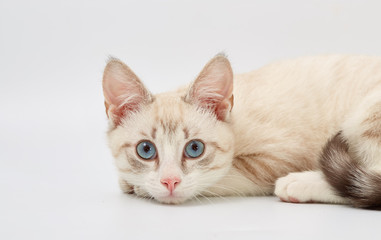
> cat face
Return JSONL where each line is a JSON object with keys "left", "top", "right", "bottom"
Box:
{"left": 103, "top": 55, "right": 235, "bottom": 204}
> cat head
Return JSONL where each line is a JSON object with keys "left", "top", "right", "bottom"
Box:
{"left": 102, "top": 54, "right": 235, "bottom": 204}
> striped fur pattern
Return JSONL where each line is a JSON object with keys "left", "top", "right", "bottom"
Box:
{"left": 103, "top": 54, "right": 381, "bottom": 208}
{"left": 320, "top": 132, "right": 381, "bottom": 209}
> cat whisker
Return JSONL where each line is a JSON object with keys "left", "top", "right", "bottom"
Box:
{"left": 195, "top": 182, "right": 246, "bottom": 198}
{"left": 197, "top": 192, "right": 215, "bottom": 205}
{"left": 191, "top": 194, "right": 203, "bottom": 204}
{"left": 198, "top": 189, "right": 228, "bottom": 202}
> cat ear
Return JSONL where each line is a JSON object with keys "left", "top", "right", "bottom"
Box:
{"left": 185, "top": 54, "right": 234, "bottom": 121}
{"left": 102, "top": 58, "right": 153, "bottom": 125}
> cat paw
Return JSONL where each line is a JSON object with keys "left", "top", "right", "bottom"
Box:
{"left": 274, "top": 172, "right": 319, "bottom": 203}
{"left": 275, "top": 171, "right": 348, "bottom": 204}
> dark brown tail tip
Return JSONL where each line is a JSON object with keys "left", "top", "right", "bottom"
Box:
{"left": 320, "top": 132, "right": 381, "bottom": 210}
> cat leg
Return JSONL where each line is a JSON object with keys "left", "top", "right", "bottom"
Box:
{"left": 276, "top": 89, "right": 381, "bottom": 207}
{"left": 274, "top": 171, "right": 347, "bottom": 204}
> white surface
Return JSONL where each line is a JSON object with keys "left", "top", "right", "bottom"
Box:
{"left": 1, "top": 0, "right": 381, "bottom": 239}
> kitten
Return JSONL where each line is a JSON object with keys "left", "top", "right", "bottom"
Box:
{"left": 102, "top": 54, "right": 381, "bottom": 209}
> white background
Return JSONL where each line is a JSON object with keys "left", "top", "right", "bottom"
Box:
{"left": 1, "top": 0, "right": 381, "bottom": 239}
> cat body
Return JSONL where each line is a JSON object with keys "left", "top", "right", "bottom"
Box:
{"left": 103, "top": 55, "right": 381, "bottom": 208}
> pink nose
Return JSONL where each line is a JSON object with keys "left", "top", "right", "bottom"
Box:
{"left": 160, "top": 177, "right": 181, "bottom": 193}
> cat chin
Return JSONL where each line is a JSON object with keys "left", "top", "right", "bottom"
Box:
{"left": 154, "top": 195, "right": 190, "bottom": 204}
{"left": 151, "top": 189, "right": 198, "bottom": 204}
{"left": 135, "top": 187, "right": 193, "bottom": 204}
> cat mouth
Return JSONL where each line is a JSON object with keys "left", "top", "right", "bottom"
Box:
{"left": 154, "top": 193, "right": 189, "bottom": 204}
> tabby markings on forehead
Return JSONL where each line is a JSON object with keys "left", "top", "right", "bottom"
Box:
{"left": 160, "top": 119, "right": 179, "bottom": 135}
{"left": 140, "top": 131, "right": 149, "bottom": 138}
{"left": 151, "top": 127, "right": 157, "bottom": 139}
{"left": 183, "top": 128, "right": 189, "bottom": 139}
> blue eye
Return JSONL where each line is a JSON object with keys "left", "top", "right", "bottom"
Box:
{"left": 136, "top": 141, "right": 157, "bottom": 160}
{"left": 184, "top": 140, "right": 205, "bottom": 158}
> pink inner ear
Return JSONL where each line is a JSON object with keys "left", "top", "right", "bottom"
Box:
{"left": 102, "top": 59, "right": 151, "bottom": 125}
{"left": 215, "top": 95, "right": 234, "bottom": 121}
{"left": 188, "top": 55, "right": 234, "bottom": 121}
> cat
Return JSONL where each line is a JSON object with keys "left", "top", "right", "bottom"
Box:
{"left": 102, "top": 54, "right": 381, "bottom": 209}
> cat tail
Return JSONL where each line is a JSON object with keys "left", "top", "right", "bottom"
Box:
{"left": 320, "top": 132, "right": 381, "bottom": 209}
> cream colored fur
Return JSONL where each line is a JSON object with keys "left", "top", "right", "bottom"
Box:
{"left": 103, "top": 55, "right": 381, "bottom": 205}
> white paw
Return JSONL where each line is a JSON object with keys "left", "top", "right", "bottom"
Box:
{"left": 275, "top": 172, "right": 316, "bottom": 203}
{"left": 274, "top": 171, "right": 346, "bottom": 204}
